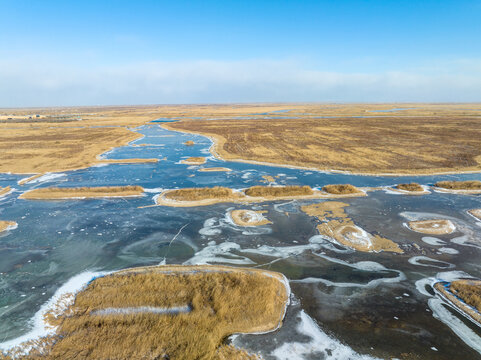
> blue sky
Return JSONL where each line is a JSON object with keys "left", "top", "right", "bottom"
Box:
{"left": 1, "top": 0, "right": 480, "bottom": 106}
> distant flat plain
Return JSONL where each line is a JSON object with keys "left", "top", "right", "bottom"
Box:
{"left": 2, "top": 103, "right": 481, "bottom": 175}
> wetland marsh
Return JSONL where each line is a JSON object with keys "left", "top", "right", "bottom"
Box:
{"left": 0, "top": 104, "right": 481, "bottom": 359}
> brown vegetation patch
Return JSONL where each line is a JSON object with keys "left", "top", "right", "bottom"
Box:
{"left": 230, "top": 210, "right": 271, "bottom": 227}
{"left": 322, "top": 184, "right": 361, "bottom": 195}
{"left": 42, "top": 265, "right": 288, "bottom": 359}
{"left": 407, "top": 219, "right": 456, "bottom": 235}
{"left": 244, "top": 185, "right": 313, "bottom": 197}
{"left": 184, "top": 140, "right": 195, "bottom": 146}
{"left": 434, "top": 279, "right": 481, "bottom": 324}
{"left": 0, "top": 220, "right": 17, "bottom": 233}
{"left": 435, "top": 180, "right": 481, "bottom": 191}
{"left": 0, "top": 186, "right": 11, "bottom": 197}
{"left": 163, "top": 186, "right": 236, "bottom": 202}
{"left": 180, "top": 157, "right": 206, "bottom": 165}
{"left": 396, "top": 183, "right": 424, "bottom": 192}
{"left": 301, "top": 201, "right": 402, "bottom": 253}
{"left": 20, "top": 186, "right": 144, "bottom": 200}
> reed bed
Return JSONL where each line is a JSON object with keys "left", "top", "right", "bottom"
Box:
{"left": 20, "top": 186, "right": 144, "bottom": 200}
{"left": 244, "top": 185, "right": 313, "bottom": 197}
{"left": 41, "top": 266, "right": 287, "bottom": 359}
{"left": 164, "top": 186, "right": 235, "bottom": 201}
{"left": 435, "top": 180, "right": 481, "bottom": 190}
{"left": 450, "top": 280, "right": 481, "bottom": 312}
{"left": 322, "top": 184, "right": 361, "bottom": 195}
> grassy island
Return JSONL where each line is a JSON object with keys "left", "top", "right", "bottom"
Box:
{"left": 156, "top": 185, "right": 365, "bottom": 207}
{"left": 180, "top": 157, "right": 206, "bottom": 165}
{"left": 434, "top": 279, "right": 481, "bottom": 325}
{"left": 20, "top": 186, "right": 145, "bottom": 200}
{"left": 434, "top": 180, "right": 481, "bottom": 194}
{"left": 301, "top": 201, "right": 402, "bottom": 253}
{"left": 407, "top": 219, "right": 456, "bottom": 235}
{"left": 35, "top": 265, "right": 289, "bottom": 359}
{"left": 322, "top": 184, "right": 361, "bottom": 195}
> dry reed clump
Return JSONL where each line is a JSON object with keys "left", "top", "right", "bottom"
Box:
{"left": 0, "top": 221, "right": 17, "bottom": 233}
{"left": 450, "top": 280, "right": 481, "bottom": 313}
{"left": 435, "top": 180, "right": 481, "bottom": 190}
{"left": 322, "top": 184, "right": 360, "bottom": 195}
{"left": 19, "top": 186, "right": 144, "bottom": 200}
{"left": 0, "top": 186, "right": 11, "bottom": 197}
{"left": 164, "top": 186, "right": 235, "bottom": 201}
{"left": 396, "top": 183, "right": 424, "bottom": 192}
{"left": 244, "top": 185, "right": 313, "bottom": 197}
{"left": 41, "top": 265, "right": 287, "bottom": 360}
{"left": 407, "top": 219, "right": 456, "bottom": 235}
{"left": 184, "top": 140, "right": 195, "bottom": 146}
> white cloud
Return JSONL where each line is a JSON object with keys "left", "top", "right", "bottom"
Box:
{"left": 1, "top": 58, "right": 480, "bottom": 107}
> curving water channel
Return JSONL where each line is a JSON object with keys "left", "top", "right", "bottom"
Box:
{"left": 0, "top": 122, "right": 480, "bottom": 359}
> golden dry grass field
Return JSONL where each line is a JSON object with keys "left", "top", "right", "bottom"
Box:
{"left": 2, "top": 103, "right": 481, "bottom": 175}
{"left": 164, "top": 103, "right": 481, "bottom": 175}
{"left": 32, "top": 265, "right": 288, "bottom": 360}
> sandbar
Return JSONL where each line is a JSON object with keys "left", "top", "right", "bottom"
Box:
{"left": 183, "top": 140, "right": 195, "bottom": 146}
{"left": 33, "top": 265, "right": 289, "bottom": 359}
{"left": 229, "top": 209, "right": 271, "bottom": 226}
{"left": 407, "top": 219, "right": 456, "bottom": 235}
{"left": 301, "top": 201, "right": 402, "bottom": 253}
{"left": 19, "top": 186, "right": 144, "bottom": 200}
